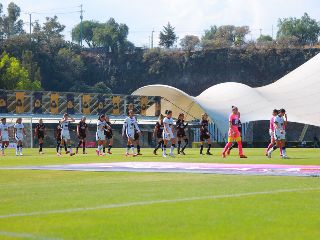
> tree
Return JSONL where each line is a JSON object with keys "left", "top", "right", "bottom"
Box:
{"left": 72, "top": 20, "right": 101, "bottom": 47}
{"left": 257, "top": 34, "right": 273, "bottom": 43}
{"left": 202, "top": 25, "right": 218, "bottom": 41}
{"left": 180, "top": 35, "right": 200, "bottom": 52}
{"left": 277, "top": 13, "right": 320, "bottom": 45}
{"left": 159, "top": 22, "right": 177, "bottom": 48}
{"left": 91, "top": 18, "right": 132, "bottom": 52}
{"left": 0, "top": 2, "right": 24, "bottom": 39}
{"left": 0, "top": 52, "right": 41, "bottom": 90}
{"left": 21, "top": 50, "right": 41, "bottom": 85}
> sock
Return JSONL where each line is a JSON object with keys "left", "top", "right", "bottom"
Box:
{"left": 1, "top": 143, "right": 4, "bottom": 154}
{"left": 68, "top": 146, "right": 72, "bottom": 154}
{"left": 207, "top": 143, "right": 211, "bottom": 153}
{"left": 77, "top": 140, "right": 82, "bottom": 149}
{"left": 223, "top": 142, "right": 233, "bottom": 154}
{"left": 137, "top": 145, "right": 140, "bottom": 154}
{"left": 163, "top": 145, "right": 167, "bottom": 154}
{"left": 83, "top": 141, "right": 86, "bottom": 153}
{"left": 266, "top": 143, "right": 273, "bottom": 153}
{"left": 268, "top": 145, "right": 277, "bottom": 154}
{"left": 282, "top": 147, "right": 286, "bottom": 156}
{"left": 64, "top": 145, "right": 68, "bottom": 152}
{"left": 20, "top": 145, "right": 23, "bottom": 154}
{"left": 200, "top": 145, "right": 204, "bottom": 154}
{"left": 229, "top": 142, "right": 235, "bottom": 151}
{"left": 177, "top": 140, "right": 181, "bottom": 153}
{"left": 39, "top": 143, "right": 43, "bottom": 152}
{"left": 108, "top": 145, "right": 112, "bottom": 152}
{"left": 103, "top": 146, "right": 106, "bottom": 153}
{"left": 56, "top": 144, "right": 60, "bottom": 153}
{"left": 182, "top": 139, "right": 188, "bottom": 151}
{"left": 237, "top": 141, "right": 243, "bottom": 155}
{"left": 97, "top": 145, "right": 102, "bottom": 154}
{"left": 126, "top": 145, "right": 130, "bottom": 154}
{"left": 16, "top": 145, "right": 19, "bottom": 154}
{"left": 170, "top": 144, "right": 175, "bottom": 154}
{"left": 59, "top": 145, "right": 62, "bottom": 154}
{"left": 131, "top": 145, "right": 135, "bottom": 154}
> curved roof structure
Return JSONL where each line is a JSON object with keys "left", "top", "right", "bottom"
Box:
{"left": 132, "top": 53, "right": 320, "bottom": 136}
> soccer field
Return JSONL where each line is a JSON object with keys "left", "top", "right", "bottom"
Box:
{"left": 0, "top": 148, "right": 319, "bottom": 240}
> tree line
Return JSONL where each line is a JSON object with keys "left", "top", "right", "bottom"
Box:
{"left": 0, "top": 2, "right": 320, "bottom": 94}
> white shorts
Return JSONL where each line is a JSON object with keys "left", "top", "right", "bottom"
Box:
{"left": 1, "top": 133, "right": 9, "bottom": 142}
{"left": 163, "top": 130, "right": 174, "bottom": 141}
{"left": 96, "top": 131, "right": 106, "bottom": 141}
{"left": 61, "top": 131, "right": 70, "bottom": 140}
{"left": 126, "top": 130, "right": 135, "bottom": 139}
{"left": 274, "top": 129, "right": 286, "bottom": 140}
{"left": 15, "top": 133, "right": 23, "bottom": 141}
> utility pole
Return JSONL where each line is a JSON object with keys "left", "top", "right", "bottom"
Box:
{"left": 259, "top": 28, "right": 262, "bottom": 36}
{"left": 29, "top": 13, "right": 32, "bottom": 35}
{"left": 272, "top": 25, "right": 274, "bottom": 39}
{"left": 80, "top": 4, "right": 83, "bottom": 46}
{"left": 151, "top": 29, "right": 154, "bottom": 49}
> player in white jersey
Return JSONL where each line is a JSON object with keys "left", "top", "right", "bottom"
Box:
{"left": 58, "top": 113, "right": 75, "bottom": 156}
{"left": 122, "top": 110, "right": 140, "bottom": 156}
{"left": 162, "top": 110, "right": 176, "bottom": 157}
{"left": 13, "top": 118, "right": 26, "bottom": 156}
{"left": 267, "top": 108, "right": 288, "bottom": 159}
{"left": 96, "top": 114, "right": 110, "bottom": 156}
{"left": 0, "top": 118, "right": 10, "bottom": 156}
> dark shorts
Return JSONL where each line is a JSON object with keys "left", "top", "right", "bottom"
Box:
{"left": 156, "top": 131, "right": 163, "bottom": 139}
{"left": 78, "top": 134, "right": 86, "bottom": 140}
{"left": 200, "top": 133, "right": 210, "bottom": 141}
{"left": 177, "top": 130, "right": 186, "bottom": 138}
{"left": 37, "top": 133, "right": 44, "bottom": 139}
{"left": 105, "top": 132, "right": 113, "bottom": 140}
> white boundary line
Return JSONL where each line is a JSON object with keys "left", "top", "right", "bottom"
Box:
{"left": 0, "top": 230, "right": 63, "bottom": 240}
{"left": 0, "top": 187, "right": 319, "bottom": 220}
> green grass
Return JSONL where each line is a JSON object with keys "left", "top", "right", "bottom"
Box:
{"left": 0, "top": 148, "right": 319, "bottom": 240}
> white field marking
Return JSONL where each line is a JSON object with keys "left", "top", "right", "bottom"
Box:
{"left": 0, "top": 187, "right": 319, "bottom": 220}
{"left": 0, "top": 230, "right": 63, "bottom": 240}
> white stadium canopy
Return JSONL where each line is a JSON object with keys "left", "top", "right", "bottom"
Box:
{"left": 132, "top": 53, "right": 320, "bottom": 136}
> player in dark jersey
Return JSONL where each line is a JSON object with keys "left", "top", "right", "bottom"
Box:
{"left": 176, "top": 113, "right": 189, "bottom": 155}
{"left": 76, "top": 117, "right": 88, "bottom": 154}
{"left": 153, "top": 114, "right": 164, "bottom": 155}
{"left": 200, "top": 113, "right": 212, "bottom": 155}
{"left": 103, "top": 115, "right": 113, "bottom": 154}
{"left": 55, "top": 121, "right": 68, "bottom": 154}
{"left": 227, "top": 110, "right": 242, "bottom": 155}
{"left": 35, "top": 119, "right": 46, "bottom": 154}
{"left": 133, "top": 116, "right": 142, "bottom": 155}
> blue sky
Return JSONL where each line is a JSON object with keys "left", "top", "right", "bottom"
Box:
{"left": 2, "top": 0, "right": 320, "bottom": 47}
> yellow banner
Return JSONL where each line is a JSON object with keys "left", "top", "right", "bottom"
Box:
{"left": 82, "top": 94, "right": 91, "bottom": 115}
{"left": 15, "top": 92, "right": 25, "bottom": 113}
{"left": 50, "top": 93, "right": 59, "bottom": 114}
{"left": 140, "top": 96, "right": 148, "bottom": 116}
{"left": 112, "top": 96, "right": 120, "bottom": 115}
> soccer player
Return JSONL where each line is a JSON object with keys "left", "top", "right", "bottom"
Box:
{"left": 133, "top": 116, "right": 142, "bottom": 155}
{"left": 122, "top": 110, "right": 140, "bottom": 156}
{"left": 267, "top": 108, "right": 288, "bottom": 159}
{"left": 0, "top": 118, "right": 10, "bottom": 156}
{"left": 76, "top": 117, "right": 88, "bottom": 154}
{"left": 265, "top": 109, "right": 279, "bottom": 156}
{"left": 96, "top": 114, "right": 108, "bottom": 156}
{"left": 222, "top": 106, "right": 247, "bottom": 158}
{"left": 35, "top": 119, "right": 46, "bottom": 154}
{"left": 58, "top": 113, "right": 75, "bottom": 156}
{"left": 226, "top": 111, "right": 242, "bottom": 155}
{"left": 55, "top": 121, "right": 68, "bottom": 155}
{"left": 153, "top": 114, "right": 164, "bottom": 155}
{"left": 162, "top": 110, "right": 176, "bottom": 158}
{"left": 14, "top": 118, "right": 26, "bottom": 156}
{"left": 176, "top": 113, "right": 189, "bottom": 155}
{"left": 103, "top": 115, "right": 113, "bottom": 155}
{"left": 200, "top": 113, "right": 212, "bottom": 155}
